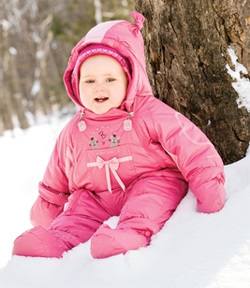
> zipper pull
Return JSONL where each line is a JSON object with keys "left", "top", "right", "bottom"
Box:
{"left": 78, "top": 110, "right": 86, "bottom": 132}
{"left": 123, "top": 112, "right": 134, "bottom": 131}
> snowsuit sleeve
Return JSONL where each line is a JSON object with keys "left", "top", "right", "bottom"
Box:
{"left": 30, "top": 122, "right": 72, "bottom": 228}
{"left": 147, "top": 98, "right": 226, "bottom": 213}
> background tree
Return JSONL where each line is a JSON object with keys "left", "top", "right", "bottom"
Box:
{"left": 0, "top": 0, "right": 134, "bottom": 135}
{"left": 134, "top": 0, "right": 250, "bottom": 164}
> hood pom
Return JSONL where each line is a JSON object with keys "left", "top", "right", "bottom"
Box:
{"left": 130, "top": 11, "right": 145, "bottom": 35}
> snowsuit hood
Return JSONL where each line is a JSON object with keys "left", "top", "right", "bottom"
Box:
{"left": 64, "top": 11, "right": 152, "bottom": 112}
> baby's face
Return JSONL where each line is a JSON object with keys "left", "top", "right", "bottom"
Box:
{"left": 79, "top": 55, "right": 128, "bottom": 114}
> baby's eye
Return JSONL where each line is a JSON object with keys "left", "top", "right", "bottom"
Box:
{"left": 106, "top": 78, "right": 116, "bottom": 82}
{"left": 85, "top": 79, "right": 95, "bottom": 83}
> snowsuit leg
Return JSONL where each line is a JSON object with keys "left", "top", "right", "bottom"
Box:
{"left": 91, "top": 175, "right": 188, "bottom": 258}
{"left": 13, "top": 189, "right": 111, "bottom": 257}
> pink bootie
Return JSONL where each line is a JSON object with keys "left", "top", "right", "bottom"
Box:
{"left": 12, "top": 226, "right": 66, "bottom": 258}
{"left": 91, "top": 224, "right": 150, "bottom": 259}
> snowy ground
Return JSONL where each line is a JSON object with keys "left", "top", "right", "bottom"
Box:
{"left": 0, "top": 113, "right": 249, "bottom": 288}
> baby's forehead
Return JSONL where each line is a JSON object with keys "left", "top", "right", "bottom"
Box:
{"left": 80, "top": 54, "right": 122, "bottom": 65}
{"left": 79, "top": 55, "right": 126, "bottom": 75}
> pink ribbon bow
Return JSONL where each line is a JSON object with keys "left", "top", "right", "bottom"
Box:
{"left": 87, "top": 155, "right": 132, "bottom": 193}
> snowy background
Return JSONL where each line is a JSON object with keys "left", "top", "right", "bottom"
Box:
{"left": 0, "top": 46, "right": 249, "bottom": 287}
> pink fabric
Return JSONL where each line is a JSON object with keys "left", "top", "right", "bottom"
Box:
{"left": 30, "top": 196, "right": 64, "bottom": 228}
{"left": 12, "top": 226, "right": 66, "bottom": 258}
{"left": 14, "top": 176, "right": 187, "bottom": 258}
{"left": 87, "top": 155, "right": 133, "bottom": 192}
{"left": 76, "top": 44, "right": 131, "bottom": 71}
{"left": 13, "top": 12, "right": 226, "bottom": 259}
{"left": 91, "top": 224, "right": 149, "bottom": 259}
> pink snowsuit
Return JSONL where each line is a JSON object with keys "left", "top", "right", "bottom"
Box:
{"left": 12, "top": 12, "right": 226, "bottom": 259}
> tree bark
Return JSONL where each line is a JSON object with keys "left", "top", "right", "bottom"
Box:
{"left": 0, "top": 16, "right": 15, "bottom": 132}
{"left": 134, "top": 0, "right": 250, "bottom": 164}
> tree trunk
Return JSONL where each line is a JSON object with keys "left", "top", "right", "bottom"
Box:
{"left": 0, "top": 16, "right": 15, "bottom": 132}
{"left": 134, "top": 0, "right": 250, "bottom": 164}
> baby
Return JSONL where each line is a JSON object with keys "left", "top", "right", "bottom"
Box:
{"left": 12, "top": 12, "right": 226, "bottom": 259}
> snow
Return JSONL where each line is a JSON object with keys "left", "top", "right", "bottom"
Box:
{"left": 30, "top": 79, "right": 41, "bottom": 96}
{"left": 9, "top": 47, "right": 17, "bottom": 55}
{"left": 226, "top": 46, "right": 250, "bottom": 112}
{"left": 31, "top": 69, "right": 41, "bottom": 96}
{"left": 1, "top": 19, "right": 11, "bottom": 31}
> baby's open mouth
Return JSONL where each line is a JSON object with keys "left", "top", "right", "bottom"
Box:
{"left": 95, "top": 97, "right": 109, "bottom": 102}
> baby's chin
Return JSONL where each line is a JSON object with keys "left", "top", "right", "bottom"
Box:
{"left": 92, "top": 105, "right": 122, "bottom": 115}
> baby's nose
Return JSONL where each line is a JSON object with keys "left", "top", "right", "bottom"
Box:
{"left": 95, "top": 83, "right": 105, "bottom": 91}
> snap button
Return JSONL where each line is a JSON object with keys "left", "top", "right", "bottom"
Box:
{"left": 145, "top": 231, "right": 151, "bottom": 237}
